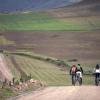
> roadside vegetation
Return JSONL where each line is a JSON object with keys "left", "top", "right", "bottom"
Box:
{"left": 0, "top": 86, "right": 15, "bottom": 100}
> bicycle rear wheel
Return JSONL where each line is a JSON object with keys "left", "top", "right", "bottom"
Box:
{"left": 79, "top": 78, "right": 82, "bottom": 85}
{"left": 72, "top": 75, "right": 76, "bottom": 86}
{"left": 95, "top": 78, "right": 99, "bottom": 86}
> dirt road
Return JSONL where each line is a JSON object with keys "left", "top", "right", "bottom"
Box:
{"left": 0, "top": 53, "right": 13, "bottom": 81}
{"left": 9, "top": 86, "right": 100, "bottom": 100}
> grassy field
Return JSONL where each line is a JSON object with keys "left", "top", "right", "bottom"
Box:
{"left": 5, "top": 53, "right": 70, "bottom": 86}
{"left": 3, "top": 52, "right": 95, "bottom": 86}
{"left": 60, "top": 16, "right": 100, "bottom": 31}
{"left": 0, "top": 12, "right": 93, "bottom": 31}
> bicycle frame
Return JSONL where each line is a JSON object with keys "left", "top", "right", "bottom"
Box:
{"left": 72, "top": 71, "right": 82, "bottom": 86}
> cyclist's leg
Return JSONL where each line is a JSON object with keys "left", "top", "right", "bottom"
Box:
{"left": 72, "top": 73, "right": 76, "bottom": 85}
{"left": 79, "top": 76, "right": 82, "bottom": 85}
{"left": 79, "top": 77, "right": 82, "bottom": 85}
{"left": 95, "top": 73, "right": 97, "bottom": 85}
{"left": 97, "top": 73, "right": 99, "bottom": 78}
{"left": 95, "top": 73, "right": 99, "bottom": 85}
{"left": 72, "top": 74, "right": 74, "bottom": 85}
{"left": 98, "top": 73, "right": 100, "bottom": 78}
{"left": 76, "top": 71, "right": 82, "bottom": 85}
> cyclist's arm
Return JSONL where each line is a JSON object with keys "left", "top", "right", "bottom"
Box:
{"left": 81, "top": 67, "right": 83, "bottom": 74}
{"left": 70, "top": 67, "right": 72, "bottom": 75}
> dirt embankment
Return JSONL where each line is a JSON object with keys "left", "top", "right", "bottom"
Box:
{"left": 0, "top": 54, "right": 13, "bottom": 81}
{"left": 9, "top": 86, "right": 100, "bottom": 100}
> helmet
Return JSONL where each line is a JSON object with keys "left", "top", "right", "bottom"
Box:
{"left": 96, "top": 64, "right": 99, "bottom": 69}
{"left": 72, "top": 65, "right": 76, "bottom": 67}
{"left": 77, "top": 64, "right": 81, "bottom": 69}
{"left": 78, "top": 64, "right": 81, "bottom": 66}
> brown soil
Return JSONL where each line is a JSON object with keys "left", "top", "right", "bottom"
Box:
{"left": 1, "top": 31, "right": 100, "bottom": 62}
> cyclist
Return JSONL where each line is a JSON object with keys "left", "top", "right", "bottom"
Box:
{"left": 70, "top": 65, "right": 77, "bottom": 85}
{"left": 76, "top": 64, "right": 83, "bottom": 85}
{"left": 93, "top": 64, "right": 100, "bottom": 85}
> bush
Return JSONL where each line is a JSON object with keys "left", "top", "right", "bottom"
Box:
{"left": 15, "top": 80, "right": 19, "bottom": 85}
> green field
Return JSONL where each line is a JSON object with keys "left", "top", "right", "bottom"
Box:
{"left": 0, "top": 12, "right": 93, "bottom": 31}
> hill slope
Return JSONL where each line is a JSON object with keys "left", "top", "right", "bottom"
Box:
{"left": 0, "top": 0, "right": 81, "bottom": 13}
{"left": 49, "top": 0, "right": 100, "bottom": 17}
{"left": 1, "top": 31, "right": 100, "bottom": 63}
{"left": 0, "top": 53, "right": 13, "bottom": 81}
{"left": 1, "top": 53, "right": 69, "bottom": 86}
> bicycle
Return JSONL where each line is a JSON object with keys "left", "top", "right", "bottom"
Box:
{"left": 72, "top": 71, "right": 82, "bottom": 86}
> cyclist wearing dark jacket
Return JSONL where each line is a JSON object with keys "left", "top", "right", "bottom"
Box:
{"left": 94, "top": 64, "right": 100, "bottom": 79}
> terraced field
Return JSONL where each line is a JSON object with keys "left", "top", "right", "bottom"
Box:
{"left": 3, "top": 52, "right": 94, "bottom": 86}
{"left": 5, "top": 54, "right": 70, "bottom": 86}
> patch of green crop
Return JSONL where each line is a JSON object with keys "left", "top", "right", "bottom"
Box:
{"left": 0, "top": 12, "right": 84, "bottom": 31}
{"left": 0, "top": 87, "right": 15, "bottom": 99}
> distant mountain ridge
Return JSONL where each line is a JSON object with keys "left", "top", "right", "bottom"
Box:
{"left": 50, "top": 0, "right": 100, "bottom": 17}
{"left": 0, "top": 0, "right": 81, "bottom": 13}
{"left": 80, "top": 0, "right": 100, "bottom": 12}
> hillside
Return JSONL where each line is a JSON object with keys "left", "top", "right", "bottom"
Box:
{"left": 1, "top": 31, "right": 100, "bottom": 63}
{"left": 0, "top": 0, "right": 100, "bottom": 31}
{"left": 0, "top": 0, "right": 99, "bottom": 81}
{"left": 0, "top": 0, "right": 100, "bottom": 63}
{"left": 0, "top": 53, "right": 70, "bottom": 86}
{"left": 0, "top": 0, "right": 81, "bottom": 13}
{"left": 47, "top": 0, "right": 100, "bottom": 17}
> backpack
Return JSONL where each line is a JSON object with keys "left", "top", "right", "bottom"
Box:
{"left": 71, "top": 67, "right": 76, "bottom": 73}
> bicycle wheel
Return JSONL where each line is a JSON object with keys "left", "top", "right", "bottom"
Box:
{"left": 95, "top": 78, "right": 99, "bottom": 86}
{"left": 72, "top": 75, "right": 76, "bottom": 86}
{"left": 79, "top": 78, "right": 82, "bottom": 86}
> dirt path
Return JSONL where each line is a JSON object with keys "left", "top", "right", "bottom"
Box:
{"left": 9, "top": 86, "right": 100, "bottom": 100}
{"left": 0, "top": 53, "right": 13, "bottom": 81}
